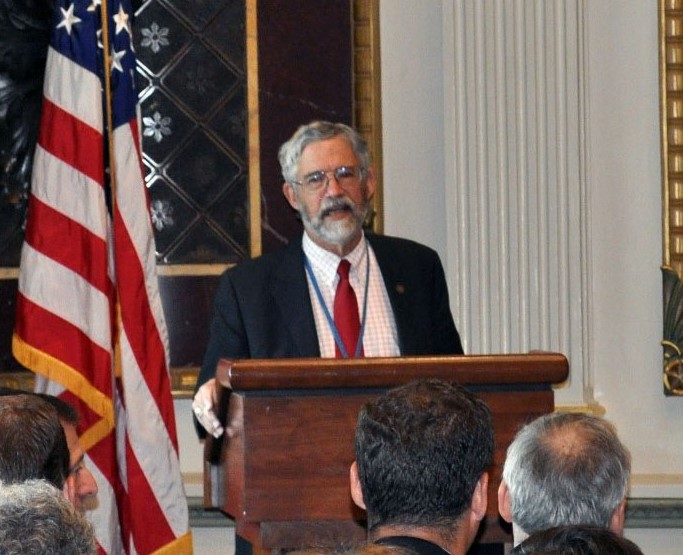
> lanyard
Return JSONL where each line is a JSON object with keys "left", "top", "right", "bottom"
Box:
{"left": 304, "top": 247, "right": 370, "bottom": 358}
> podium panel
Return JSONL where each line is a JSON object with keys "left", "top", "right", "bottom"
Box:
{"left": 204, "top": 354, "right": 569, "bottom": 553}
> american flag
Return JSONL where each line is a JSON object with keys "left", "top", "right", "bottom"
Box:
{"left": 12, "top": 1, "right": 191, "bottom": 553}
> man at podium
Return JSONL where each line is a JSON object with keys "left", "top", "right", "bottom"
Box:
{"left": 193, "top": 121, "right": 464, "bottom": 438}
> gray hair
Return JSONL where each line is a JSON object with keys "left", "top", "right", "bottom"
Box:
{"left": 0, "top": 479, "right": 96, "bottom": 554}
{"left": 502, "top": 412, "right": 631, "bottom": 534}
{"left": 278, "top": 121, "right": 371, "bottom": 183}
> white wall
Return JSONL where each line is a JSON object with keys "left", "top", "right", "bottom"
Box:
{"left": 380, "top": 1, "right": 448, "bottom": 259}
{"left": 380, "top": 0, "right": 683, "bottom": 481}
{"left": 584, "top": 3, "right": 683, "bottom": 545}
{"left": 378, "top": 0, "right": 683, "bottom": 553}
{"left": 584, "top": 0, "right": 682, "bottom": 476}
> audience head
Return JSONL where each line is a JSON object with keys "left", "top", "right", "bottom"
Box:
{"left": 0, "top": 394, "right": 70, "bottom": 490}
{"left": 289, "top": 543, "right": 414, "bottom": 555}
{"left": 351, "top": 379, "right": 494, "bottom": 553}
{"left": 279, "top": 121, "right": 376, "bottom": 255}
{"left": 0, "top": 479, "right": 96, "bottom": 555}
{"left": 510, "top": 525, "right": 643, "bottom": 555}
{"left": 499, "top": 412, "right": 631, "bottom": 542}
{"left": 37, "top": 394, "right": 99, "bottom": 512}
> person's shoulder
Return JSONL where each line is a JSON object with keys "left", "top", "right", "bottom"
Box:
{"left": 219, "top": 238, "right": 303, "bottom": 282}
{"left": 367, "top": 233, "right": 440, "bottom": 258}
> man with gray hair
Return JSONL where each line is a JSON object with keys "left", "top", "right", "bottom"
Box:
{"left": 194, "top": 121, "right": 463, "bottom": 438}
{"left": 193, "top": 120, "right": 467, "bottom": 555}
{"left": 498, "top": 412, "right": 631, "bottom": 545}
{"left": 0, "top": 479, "right": 96, "bottom": 555}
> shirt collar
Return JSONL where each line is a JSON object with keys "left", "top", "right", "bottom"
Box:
{"left": 302, "top": 232, "right": 367, "bottom": 285}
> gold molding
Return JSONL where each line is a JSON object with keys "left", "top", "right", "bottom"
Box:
{"left": 157, "top": 264, "right": 231, "bottom": 276}
{"left": 0, "top": 268, "right": 19, "bottom": 280}
{"left": 246, "top": 0, "right": 262, "bottom": 258}
{"left": 554, "top": 403, "right": 606, "bottom": 417}
{"left": 660, "top": 0, "right": 683, "bottom": 395}
{"left": 353, "top": 0, "right": 383, "bottom": 233}
{"left": 170, "top": 367, "right": 201, "bottom": 399}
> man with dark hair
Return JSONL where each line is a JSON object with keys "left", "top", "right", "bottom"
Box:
{"left": 498, "top": 413, "right": 631, "bottom": 545}
{"left": 0, "top": 394, "right": 70, "bottom": 492}
{"left": 37, "top": 394, "right": 99, "bottom": 512}
{"left": 349, "top": 379, "right": 495, "bottom": 555}
{"left": 510, "top": 525, "right": 643, "bottom": 555}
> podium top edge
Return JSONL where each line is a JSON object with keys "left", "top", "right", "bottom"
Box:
{"left": 215, "top": 353, "right": 569, "bottom": 391}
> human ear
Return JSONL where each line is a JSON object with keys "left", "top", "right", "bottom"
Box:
{"left": 282, "top": 182, "right": 299, "bottom": 210}
{"left": 63, "top": 474, "right": 77, "bottom": 507}
{"left": 364, "top": 167, "right": 376, "bottom": 200}
{"left": 609, "top": 498, "right": 627, "bottom": 535}
{"left": 471, "top": 472, "right": 489, "bottom": 522}
{"left": 349, "top": 461, "right": 366, "bottom": 510}
{"left": 498, "top": 480, "right": 513, "bottom": 523}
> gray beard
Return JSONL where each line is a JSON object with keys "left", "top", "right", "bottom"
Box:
{"left": 299, "top": 197, "right": 369, "bottom": 247}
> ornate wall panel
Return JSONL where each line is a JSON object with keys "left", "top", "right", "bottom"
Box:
{"left": 136, "top": 0, "right": 249, "bottom": 265}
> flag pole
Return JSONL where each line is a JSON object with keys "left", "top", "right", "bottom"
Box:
{"left": 100, "top": 0, "right": 116, "bottom": 197}
{"left": 98, "top": 0, "right": 124, "bottom": 378}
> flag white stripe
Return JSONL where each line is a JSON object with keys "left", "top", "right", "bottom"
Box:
{"left": 43, "top": 47, "right": 103, "bottom": 132}
{"left": 18, "top": 243, "right": 112, "bottom": 351}
{"left": 113, "top": 124, "right": 170, "bottom": 359}
{"left": 31, "top": 147, "right": 108, "bottom": 240}
{"left": 119, "top": 329, "right": 188, "bottom": 534}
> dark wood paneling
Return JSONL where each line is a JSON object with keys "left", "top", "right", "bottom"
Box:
{"left": 206, "top": 355, "right": 568, "bottom": 551}
{"left": 158, "top": 275, "right": 220, "bottom": 368}
{"left": 257, "top": 0, "right": 353, "bottom": 252}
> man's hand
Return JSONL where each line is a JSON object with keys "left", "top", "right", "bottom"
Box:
{"left": 192, "top": 378, "right": 224, "bottom": 438}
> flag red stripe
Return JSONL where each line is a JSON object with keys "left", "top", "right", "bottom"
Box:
{"left": 114, "top": 213, "right": 178, "bottom": 446}
{"left": 24, "top": 196, "right": 111, "bottom": 294}
{"left": 15, "top": 294, "right": 112, "bottom": 393}
{"left": 38, "top": 97, "right": 104, "bottom": 184}
{"left": 124, "top": 437, "right": 175, "bottom": 553}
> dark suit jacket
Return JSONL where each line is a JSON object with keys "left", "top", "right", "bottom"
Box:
{"left": 197, "top": 233, "right": 463, "bottom": 392}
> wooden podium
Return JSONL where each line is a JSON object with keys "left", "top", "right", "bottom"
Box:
{"left": 204, "top": 353, "right": 569, "bottom": 554}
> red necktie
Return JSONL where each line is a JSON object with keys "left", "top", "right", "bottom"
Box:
{"left": 334, "top": 259, "right": 363, "bottom": 358}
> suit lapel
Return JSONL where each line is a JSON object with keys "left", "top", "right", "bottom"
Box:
{"left": 271, "top": 238, "right": 321, "bottom": 357}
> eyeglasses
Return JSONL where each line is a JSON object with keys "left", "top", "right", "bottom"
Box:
{"left": 291, "top": 166, "right": 366, "bottom": 193}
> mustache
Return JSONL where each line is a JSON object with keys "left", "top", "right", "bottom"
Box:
{"left": 319, "top": 197, "right": 355, "bottom": 218}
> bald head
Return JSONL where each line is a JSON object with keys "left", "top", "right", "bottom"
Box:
{"left": 500, "top": 413, "right": 631, "bottom": 539}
